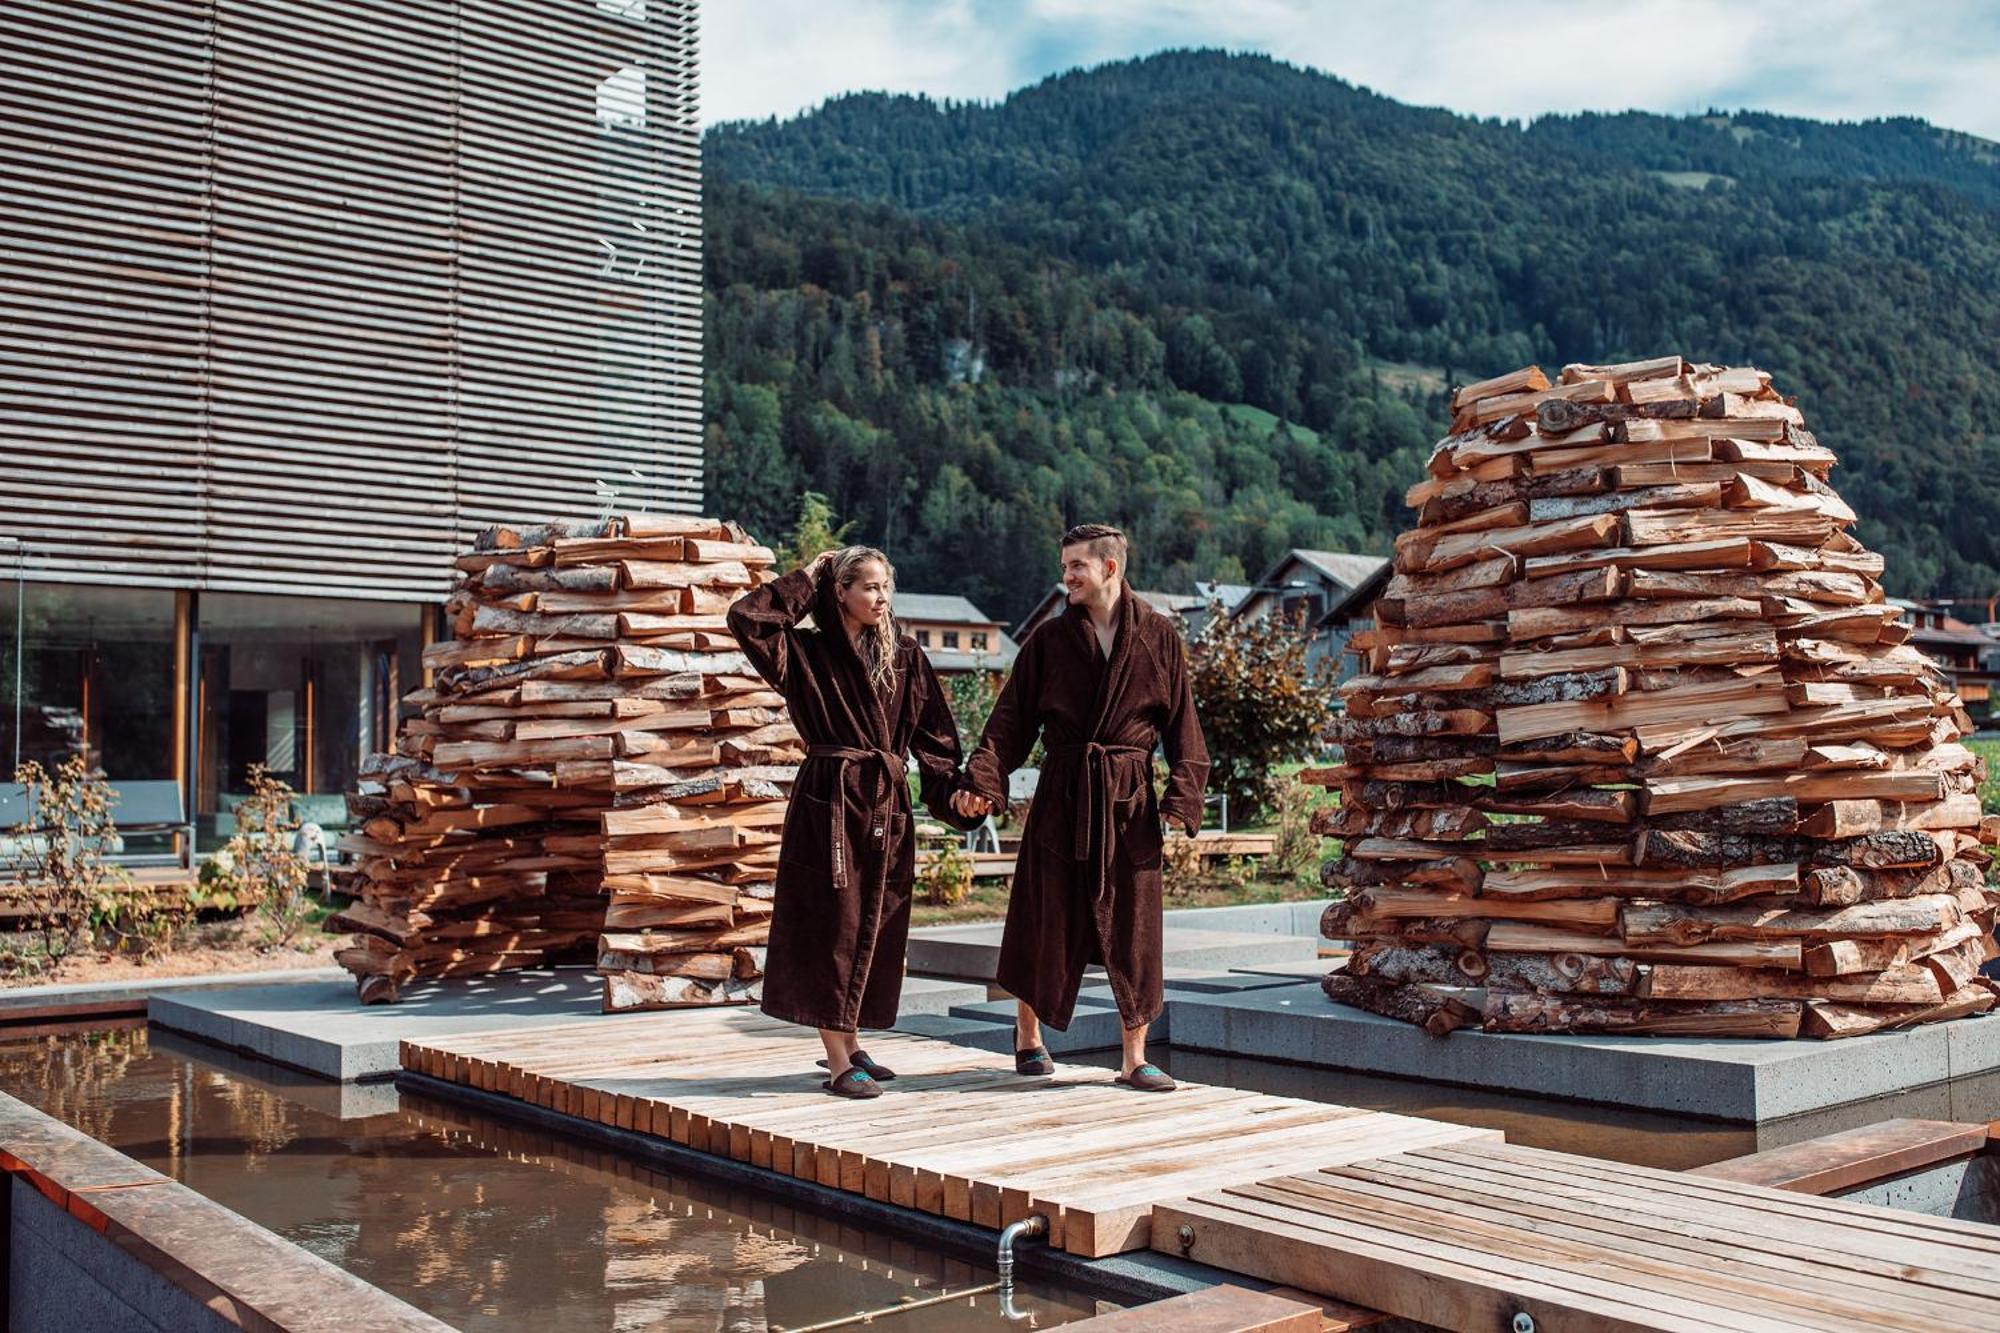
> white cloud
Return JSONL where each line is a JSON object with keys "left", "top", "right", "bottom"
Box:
{"left": 698, "top": 0, "right": 1020, "bottom": 125}
{"left": 697, "top": 0, "right": 2000, "bottom": 139}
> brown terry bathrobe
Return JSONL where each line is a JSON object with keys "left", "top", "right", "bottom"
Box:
{"left": 728, "top": 567, "right": 975, "bottom": 1032}
{"left": 963, "top": 587, "right": 1210, "bottom": 1031}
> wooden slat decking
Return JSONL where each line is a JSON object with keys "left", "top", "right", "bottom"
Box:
{"left": 398, "top": 1007, "right": 1497, "bottom": 1256}
{"left": 1155, "top": 1139, "right": 2000, "bottom": 1331}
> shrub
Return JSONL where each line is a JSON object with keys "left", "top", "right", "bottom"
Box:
{"left": 209, "top": 766, "right": 313, "bottom": 947}
{"left": 1187, "top": 602, "right": 1338, "bottom": 821}
{"left": 6, "top": 754, "right": 136, "bottom": 971}
{"left": 916, "top": 838, "right": 973, "bottom": 907}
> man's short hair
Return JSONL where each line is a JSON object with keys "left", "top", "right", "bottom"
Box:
{"left": 1061, "top": 522, "right": 1129, "bottom": 572}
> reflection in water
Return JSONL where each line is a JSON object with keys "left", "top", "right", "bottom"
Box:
{"left": 0, "top": 1027, "right": 1112, "bottom": 1332}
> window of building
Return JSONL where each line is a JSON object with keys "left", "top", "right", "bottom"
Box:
{"left": 942, "top": 631, "right": 960, "bottom": 650}
{"left": 1280, "top": 593, "right": 1324, "bottom": 626}
{"left": 914, "top": 629, "right": 930, "bottom": 647}
{"left": 194, "top": 593, "right": 424, "bottom": 850}
{"left": 0, "top": 582, "right": 179, "bottom": 858}
{"left": 971, "top": 632, "right": 989, "bottom": 652}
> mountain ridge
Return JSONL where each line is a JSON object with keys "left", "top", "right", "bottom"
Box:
{"left": 702, "top": 49, "right": 2000, "bottom": 619}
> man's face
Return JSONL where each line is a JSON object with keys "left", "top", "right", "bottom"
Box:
{"left": 1061, "top": 544, "right": 1116, "bottom": 602}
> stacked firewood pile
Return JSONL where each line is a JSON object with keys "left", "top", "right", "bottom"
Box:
{"left": 1315, "top": 356, "right": 2000, "bottom": 1039}
{"left": 331, "top": 517, "right": 798, "bottom": 1009}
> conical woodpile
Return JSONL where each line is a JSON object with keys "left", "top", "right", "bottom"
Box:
{"left": 1316, "top": 356, "right": 2000, "bottom": 1039}
{"left": 331, "top": 516, "right": 799, "bottom": 1010}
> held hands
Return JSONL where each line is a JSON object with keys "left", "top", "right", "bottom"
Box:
{"left": 947, "top": 783, "right": 1191, "bottom": 830}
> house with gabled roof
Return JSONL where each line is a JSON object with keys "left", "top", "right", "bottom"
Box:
{"left": 1233, "top": 549, "right": 1390, "bottom": 669}
{"left": 896, "top": 592, "right": 1019, "bottom": 674}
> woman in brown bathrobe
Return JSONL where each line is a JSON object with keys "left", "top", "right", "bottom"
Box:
{"left": 727, "top": 546, "right": 976, "bottom": 1098}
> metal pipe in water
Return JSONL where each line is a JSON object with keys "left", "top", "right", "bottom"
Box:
{"left": 996, "top": 1213, "right": 1049, "bottom": 1294}
{"left": 771, "top": 1282, "right": 1002, "bottom": 1333}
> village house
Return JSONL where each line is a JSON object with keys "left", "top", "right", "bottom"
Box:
{"left": 1232, "top": 549, "right": 1390, "bottom": 670}
{"left": 1894, "top": 599, "right": 2000, "bottom": 719}
{"left": 895, "top": 593, "right": 1019, "bottom": 674}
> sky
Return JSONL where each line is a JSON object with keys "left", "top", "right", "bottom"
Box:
{"left": 699, "top": 0, "right": 2000, "bottom": 140}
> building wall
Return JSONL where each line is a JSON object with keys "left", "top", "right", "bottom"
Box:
{"left": 0, "top": 1, "right": 704, "bottom": 846}
{"left": 0, "top": 0, "right": 704, "bottom": 602}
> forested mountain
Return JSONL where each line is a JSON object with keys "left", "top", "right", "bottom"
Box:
{"left": 703, "top": 50, "right": 2000, "bottom": 623}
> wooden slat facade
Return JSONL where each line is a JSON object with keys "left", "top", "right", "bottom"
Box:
{"left": 0, "top": 0, "right": 703, "bottom": 601}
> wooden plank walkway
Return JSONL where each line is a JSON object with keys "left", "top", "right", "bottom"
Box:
{"left": 1155, "top": 1139, "right": 2000, "bottom": 1331}
{"left": 397, "top": 1006, "right": 1497, "bottom": 1257}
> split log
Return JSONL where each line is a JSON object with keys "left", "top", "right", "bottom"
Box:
{"left": 1642, "top": 769, "right": 1946, "bottom": 816}
{"left": 1481, "top": 863, "right": 1795, "bottom": 905}
{"left": 1800, "top": 983, "right": 1996, "bottom": 1039}
{"left": 1353, "top": 886, "right": 1616, "bottom": 930}
{"left": 1321, "top": 973, "right": 1481, "bottom": 1038}
{"left": 1486, "top": 923, "right": 1803, "bottom": 970}
{"left": 1497, "top": 732, "right": 1637, "bottom": 765}
{"left": 1313, "top": 805, "right": 1486, "bottom": 841}
{"left": 1482, "top": 820, "right": 1636, "bottom": 854}
{"left": 1353, "top": 942, "right": 1638, "bottom": 996}
{"left": 1639, "top": 962, "right": 1945, "bottom": 1006}
{"left": 1621, "top": 895, "right": 1960, "bottom": 946}
{"left": 1803, "top": 920, "right": 1984, "bottom": 977}
{"left": 1635, "top": 828, "right": 1941, "bottom": 873}
{"left": 1644, "top": 797, "right": 1800, "bottom": 835}
{"left": 1478, "top": 787, "right": 1636, "bottom": 825}
{"left": 1498, "top": 675, "right": 1786, "bottom": 746}
{"left": 1482, "top": 993, "right": 1803, "bottom": 1038}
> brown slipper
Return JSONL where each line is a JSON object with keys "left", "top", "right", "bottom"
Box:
{"left": 822, "top": 1066, "right": 882, "bottom": 1099}
{"left": 1115, "top": 1063, "right": 1176, "bottom": 1092}
{"left": 1015, "top": 1045, "right": 1054, "bottom": 1076}
{"left": 816, "top": 1050, "right": 897, "bottom": 1081}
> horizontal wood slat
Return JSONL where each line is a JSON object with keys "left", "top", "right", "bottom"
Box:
{"left": 0, "top": 0, "right": 703, "bottom": 597}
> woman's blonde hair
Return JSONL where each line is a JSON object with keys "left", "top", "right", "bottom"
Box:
{"left": 828, "top": 545, "right": 900, "bottom": 691}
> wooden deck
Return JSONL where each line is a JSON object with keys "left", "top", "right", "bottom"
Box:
{"left": 1156, "top": 1139, "right": 2000, "bottom": 1331}
{"left": 402, "top": 1010, "right": 2000, "bottom": 1327}
{"left": 397, "top": 1007, "right": 1496, "bottom": 1257}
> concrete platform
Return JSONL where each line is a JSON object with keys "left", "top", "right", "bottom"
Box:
{"left": 905, "top": 924, "right": 1319, "bottom": 982}
{"left": 0, "top": 967, "right": 349, "bottom": 1019}
{"left": 1162, "top": 899, "right": 1334, "bottom": 939}
{"left": 149, "top": 967, "right": 986, "bottom": 1082}
{"left": 936, "top": 998, "right": 1139, "bottom": 1054}
{"left": 1164, "top": 984, "right": 2000, "bottom": 1122}
{"left": 922, "top": 970, "right": 1316, "bottom": 1055}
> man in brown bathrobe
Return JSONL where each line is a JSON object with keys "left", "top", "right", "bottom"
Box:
{"left": 954, "top": 524, "right": 1209, "bottom": 1090}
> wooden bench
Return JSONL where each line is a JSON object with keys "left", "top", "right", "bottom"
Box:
{"left": 0, "top": 778, "right": 191, "bottom": 867}
{"left": 916, "top": 830, "right": 1279, "bottom": 882}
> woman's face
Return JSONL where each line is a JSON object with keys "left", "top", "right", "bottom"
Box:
{"left": 838, "top": 559, "right": 892, "bottom": 627}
